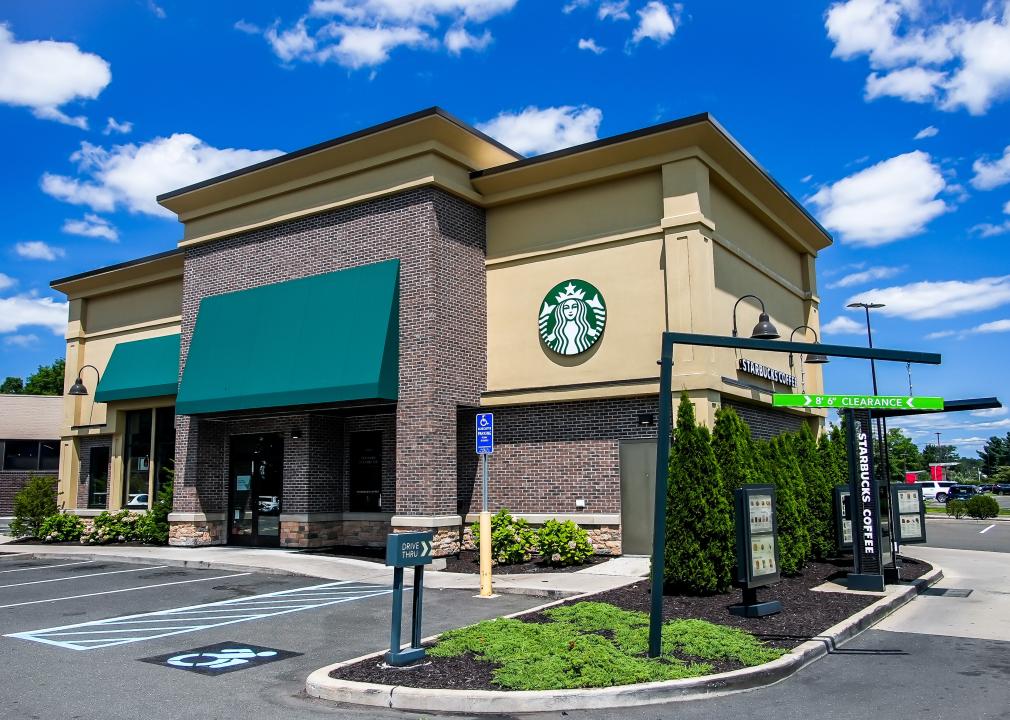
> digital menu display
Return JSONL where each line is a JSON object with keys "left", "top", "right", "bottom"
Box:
{"left": 751, "top": 536, "right": 777, "bottom": 576}
{"left": 899, "top": 514, "right": 923, "bottom": 540}
{"left": 896, "top": 490, "right": 920, "bottom": 514}
{"left": 748, "top": 495, "right": 773, "bottom": 534}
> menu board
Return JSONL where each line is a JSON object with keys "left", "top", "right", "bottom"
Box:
{"left": 751, "top": 536, "right": 777, "bottom": 576}
{"left": 899, "top": 514, "right": 923, "bottom": 541}
{"left": 896, "top": 489, "right": 920, "bottom": 514}
{"left": 748, "top": 495, "right": 773, "bottom": 534}
{"left": 842, "top": 512, "right": 853, "bottom": 545}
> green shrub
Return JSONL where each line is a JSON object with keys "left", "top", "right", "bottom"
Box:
{"left": 756, "top": 437, "right": 810, "bottom": 575}
{"left": 945, "top": 499, "right": 967, "bottom": 519}
{"left": 9, "top": 475, "right": 58, "bottom": 538}
{"left": 39, "top": 513, "right": 86, "bottom": 542}
{"left": 471, "top": 508, "right": 537, "bottom": 565}
{"left": 664, "top": 393, "right": 734, "bottom": 594}
{"left": 712, "top": 407, "right": 757, "bottom": 507}
{"left": 793, "top": 424, "right": 833, "bottom": 560}
{"left": 136, "top": 482, "right": 173, "bottom": 544}
{"left": 84, "top": 510, "right": 142, "bottom": 544}
{"left": 537, "top": 519, "right": 594, "bottom": 567}
{"left": 965, "top": 494, "right": 999, "bottom": 520}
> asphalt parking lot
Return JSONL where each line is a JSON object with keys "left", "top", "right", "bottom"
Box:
{"left": 922, "top": 516, "right": 1010, "bottom": 553}
{"left": 0, "top": 552, "right": 543, "bottom": 719}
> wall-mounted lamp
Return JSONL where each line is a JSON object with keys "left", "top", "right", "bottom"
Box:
{"left": 637, "top": 412, "right": 656, "bottom": 427}
{"left": 789, "top": 325, "right": 829, "bottom": 365}
{"left": 68, "top": 364, "right": 100, "bottom": 396}
{"left": 731, "top": 295, "right": 779, "bottom": 339}
{"left": 291, "top": 428, "right": 302, "bottom": 440}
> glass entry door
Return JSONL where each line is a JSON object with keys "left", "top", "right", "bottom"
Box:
{"left": 228, "top": 434, "right": 283, "bottom": 547}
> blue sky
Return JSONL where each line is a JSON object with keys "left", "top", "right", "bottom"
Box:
{"left": 1, "top": 0, "right": 1008, "bottom": 455}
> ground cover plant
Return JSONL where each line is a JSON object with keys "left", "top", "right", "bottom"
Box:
{"left": 427, "top": 601, "right": 784, "bottom": 690}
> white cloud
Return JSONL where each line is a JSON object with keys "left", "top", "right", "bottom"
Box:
{"left": 234, "top": 19, "right": 262, "bottom": 34}
{"left": 971, "top": 145, "right": 1010, "bottom": 190}
{"left": 970, "top": 196, "right": 1010, "bottom": 236}
{"left": 846, "top": 275, "right": 1010, "bottom": 320}
{"left": 444, "top": 26, "right": 492, "bottom": 55}
{"left": 974, "top": 318, "right": 1010, "bottom": 333}
{"left": 821, "top": 316, "right": 865, "bottom": 334}
{"left": 914, "top": 125, "right": 938, "bottom": 139}
{"left": 826, "top": 265, "right": 904, "bottom": 289}
{"left": 864, "top": 66, "right": 945, "bottom": 102}
{"left": 147, "top": 1, "right": 166, "bottom": 19}
{"left": 476, "top": 105, "right": 602, "bottom": 157}
{"left": 825, "top": 0, "right": 1010, "bottom": 115}
{"left": 973, "top": 406, "right": 1009, "bottom": 418}
{"left": 259, "top": 0, "right": 516, "bottom": 68}
{"left": 0, "top": 273, "right": 15, "bottom": 291}
{"left": 0, "top": 294, "right": 68, "bottom": 335}
{"left": 61, "top": 213, "right": 119, "bottom": 242}
{"left": 103, "top": 117, "right": 133, "bottom": 135}
{"left": 599, "top": 1, "right": 630, "bottom": 21}
{"left": 14, "top": 241, "right": 65, "bottom": 261}
{"left": 808, "top": 151, "right": 948, "bottom": 245}
{"left": 801, "top": 174, "right": 813, "bottom": 183}
{"left": 924, "top": 329, "right": 957, "bottom": 339}
{"left": 3, "top": 333, "right": 38, "bottom": 348}
{"left": 578, "top": 38, "right": 606, "bottom": 54}
{"left": 0, "top": 23, "right": 111, "bottom": 129}
{"left": 41, "top": 134, "right": 284, "bottom": 218}
{"left": 632, "top": 1, "right": 679, "bottom": 45}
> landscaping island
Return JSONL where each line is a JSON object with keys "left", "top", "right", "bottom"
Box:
{"left": 332, "top": 557, "right": 932, "bottom": 692}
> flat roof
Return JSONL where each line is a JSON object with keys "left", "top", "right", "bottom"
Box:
{"left": 0, "top": 395, "right": 63, "bottom": 440}
{"left": 50, "top": 247, "right": 184, "bottom": 289}
{"left": 156, "top": 107, "right": 523, "bottom": 203}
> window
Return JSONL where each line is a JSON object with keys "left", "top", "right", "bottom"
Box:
{"left": 120, "top": 407, "right": 175, "bottom": 510}
{"left": 2, "top": 440, "right": 59, "bottom": 472}
{"left": 88, "top": 446, "right": 110, "bottom": 509}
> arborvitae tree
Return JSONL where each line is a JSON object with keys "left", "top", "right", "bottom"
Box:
{"left": 665, "top": 393, "right": 735, "bottom": 594}
{"left": 819, "top": 425, "right": 849, "bottom": 490}
{"left": 794, "top": 424, "right": 833, "bottom": 560}
{"left": 758, "top": 436, "right": 810, "bottom": 575}
{"left": 712, "top": 407, "right": 757, "bottom": 508}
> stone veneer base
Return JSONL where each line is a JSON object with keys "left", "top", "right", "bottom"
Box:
{"left": 169, "top": 520, "right": 226, "bottom": 547}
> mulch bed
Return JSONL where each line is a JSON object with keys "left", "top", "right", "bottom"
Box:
{"left": 442, "top": 550, "right": 606, "bottom": 575}
{"left": 332, "top": 556, "right": 932, "bottom": 691}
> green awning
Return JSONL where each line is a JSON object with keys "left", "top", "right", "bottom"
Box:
{"left": 176, "top": 260, "right": 399, "bottom": 416}
{"left": 95, "top": 334, "right": 181, "bottom": 402}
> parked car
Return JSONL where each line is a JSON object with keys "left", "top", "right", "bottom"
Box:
{"left": 979, "top": 484, "right": 995, "bottom": 493}
{"left": 126, "top": 493, "right": 149, "bottom": 509}
{"left": 257, "top": 495, "right": 280, "bottom": 513}
{"left": 944, "top": 485, "right": 979, "bottom": 502}
{"left": 914, "top": 480, "right": 957, "bottom": 502}
{"left": 994, "top": 483, "right": 1010, "bottom": 496}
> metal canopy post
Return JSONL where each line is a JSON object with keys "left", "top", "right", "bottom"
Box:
{"left": 646, "top": 330, "right": 942, "bottom": 658}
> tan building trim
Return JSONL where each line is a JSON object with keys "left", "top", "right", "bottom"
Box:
{"left": 464, "top": 513, "right": 621, "bottom": 525}
{"left": 390, "top": 515, "right": 462, "bottom": 528}
{"left": 167, "top": 512, "right": 227, "bottom": 522}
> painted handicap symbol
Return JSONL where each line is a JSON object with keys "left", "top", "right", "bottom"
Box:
{"left": 167, "top": 647, "right": 278, "bottom": 670}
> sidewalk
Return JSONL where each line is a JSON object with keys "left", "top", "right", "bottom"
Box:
{"left": 0, "top": 538, "right": 647, "bottom": 598}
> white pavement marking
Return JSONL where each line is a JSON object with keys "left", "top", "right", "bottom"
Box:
{"left": 0, "top": 572, "right": 251, "bottom": 610}
{"left": 979, "top": 524, "right": 996, "bottom": 534}
{"left": 6, "top": 580, "right": 393, "bottom": 651}
{"left": 0, "top": 560, "right": 95, "bottom": 574}
{"left": 0, "top": 565, "right": 167, "bottom": 589}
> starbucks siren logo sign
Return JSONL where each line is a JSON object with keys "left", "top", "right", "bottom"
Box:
{"left": 539, "top": 279, "right": 607, "bottom": 355}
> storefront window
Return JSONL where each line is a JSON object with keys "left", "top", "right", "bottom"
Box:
{"left": 39, "top": 441, "right": 60, "bottom": 471}
{"left": 88, "top": 446, "right": 110, "bottom": 509}
{"left": 2, "top": 440, "right": 59, "bottom": 471}
{"left": 153, "top": 406, "right": 175, "bottom": 499}
{"left": 123, "top": 410, "right": 152, "bottom": 509}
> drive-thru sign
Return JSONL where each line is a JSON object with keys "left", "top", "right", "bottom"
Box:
{"left": 773, "top": 394, "right": 943, "bottom": 410}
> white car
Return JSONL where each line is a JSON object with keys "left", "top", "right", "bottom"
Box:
{"left": 126, "top": 493, "right": 149, "bottom": 509}
{"left": 914, "top": 481, "right": 956, "bottom": 502}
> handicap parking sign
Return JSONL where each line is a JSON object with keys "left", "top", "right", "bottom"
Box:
{"left": 140, "top": 641, "right": 301, "bottom": 676}
{"left": 476, "top": 413, "right": 493, "bottom": 455}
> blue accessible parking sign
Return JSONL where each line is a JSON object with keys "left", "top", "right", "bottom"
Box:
{"left": 476, "top": 413, "right": 494, "bottom": 454}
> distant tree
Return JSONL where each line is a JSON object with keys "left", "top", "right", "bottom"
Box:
{"left": 978, "top": 433, "right": 1010, "bottom": 477}
{"left": 1, "top": 376, "right": 24, "bottom": 394}
{"left": 23, "top": 359, "right": 65, "bottom": 396}
{"left": 922, "top": 443, "right": 959, "bottom": 467}
{"left": 664, "top": 393, "right": 734, "bottom": 595}
{"left": 886, "top": 428, "right": 922, "bottom": 482}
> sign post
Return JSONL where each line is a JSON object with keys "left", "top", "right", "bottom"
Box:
{"left": 773, "top": 394, "right": 943, "bottom": 410}
{"left": 476, "top": 413, "right": 494, "bottom": 598}
{"left": 384, "top": 531, "right": 433, "bottom": 666}
{"left": 844, "top": 409, "right": 886, "bottom": 592}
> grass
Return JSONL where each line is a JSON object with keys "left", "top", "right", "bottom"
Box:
{"left": 924, "top": 505, "right": 1010, "bottom": 516}
{"left": 428, "top": 601, "right": 786, "bottom": 691}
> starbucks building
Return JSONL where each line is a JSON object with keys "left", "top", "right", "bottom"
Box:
{"left": 53, "top": 108, "right": 829, "bottom": 556}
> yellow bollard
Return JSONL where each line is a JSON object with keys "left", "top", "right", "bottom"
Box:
{"left": 479, "top": 510, "right": 493, "bottom": 597}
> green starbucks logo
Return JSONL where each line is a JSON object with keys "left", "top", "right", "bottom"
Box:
{"left": 539, "top": 279, "right": 607, "bottom": 355}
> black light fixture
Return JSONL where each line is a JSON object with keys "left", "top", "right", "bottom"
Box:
{"left": 790, "top": 325, "right": 829, "bottom": 364}
{"left": 291, "top": 428, "right": 302, "bottom": 440}
{"left": 636, "top": 412, "right": 656, "bottom": 427}
{"left": 731, "top": 294, "right": 780, "bottom": 339}
{"left": 68, "top": 364, "right": 100, "bottom": 396}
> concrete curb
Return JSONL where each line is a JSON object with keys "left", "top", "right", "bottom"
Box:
{"left": 925, "top": 515, "right": 1010, "bottom": 523}
{"left": 305, "top": 567, "right": 944, "bottom": 713}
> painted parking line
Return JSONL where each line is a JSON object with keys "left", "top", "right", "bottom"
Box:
{"left": 6, "top": 580, "right": 393, "bottom": 651}
{"left": 0, "top": 560, "right": 96, "bottom": 574}
{"left": 980, "top": 524, "right": 996, "bottom": 534}
{"left": 0, "top": 571, "right": 251, "bottom": 610}
{"left": 0, "top": 565, "right": 167, "bottom": 589}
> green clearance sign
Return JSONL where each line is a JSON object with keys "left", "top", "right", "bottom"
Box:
{"left": 772, "top": 394, "right": 944, "bottom": 410}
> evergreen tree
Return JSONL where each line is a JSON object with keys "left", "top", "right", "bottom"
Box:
{"left": 664, "top": 393, "right": 734, "bottom": 594}
{"left": 757, "top": 436, "right": 810, "bottom": 574}
{"left": 794, "top": 424, "right": 832, "bottom": 560}
{"left": 711, "top": 407, "right": 756, "bottom": 508}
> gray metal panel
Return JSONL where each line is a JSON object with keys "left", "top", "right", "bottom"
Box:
{"left": 620, "top": 440, "right": 656, "bottom": 556}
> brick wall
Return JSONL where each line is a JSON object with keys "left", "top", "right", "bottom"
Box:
{"left": 0, "top": 471, "right": 57, "bottom": 516}
{"left": 457, "top": 397, "right": 660, "bottom": 517}
{"left": 76, "top": 436, "right": 113, "bottom": 509}
{"left": 175, "top": 187, "right": 484, "bottom": 520}
{"left": 721, "top": 397, "right": 805, "bottom": 440}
